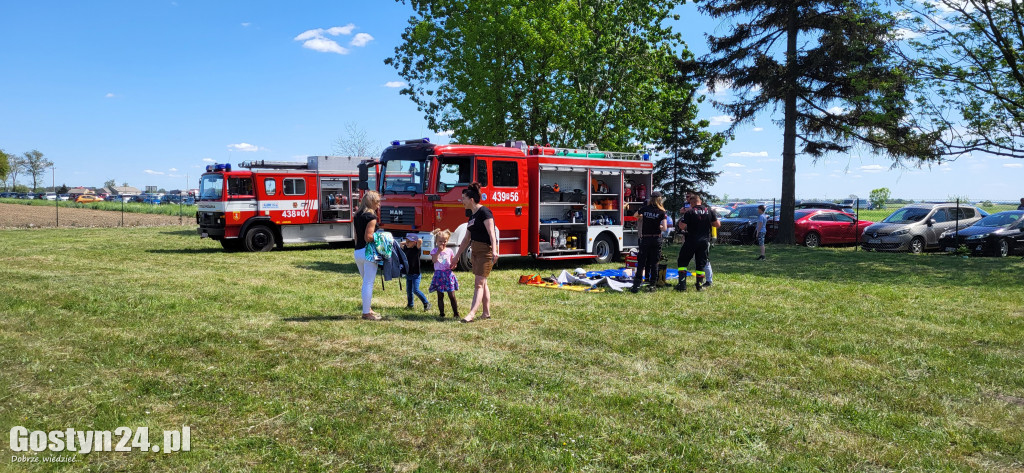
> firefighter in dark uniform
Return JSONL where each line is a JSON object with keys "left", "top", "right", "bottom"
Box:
{"left": 630, "top": 191, "right": 667, "bottom": 293}
{"left": 675, "top": 193, "right": 720, "bottom": 291}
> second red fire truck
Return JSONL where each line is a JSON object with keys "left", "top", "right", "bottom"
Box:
{"left": 361, "top": 139, "right": 654, "bottom": 269}
{"left": 197, "top": 156, "right": 372, "bottom": 251}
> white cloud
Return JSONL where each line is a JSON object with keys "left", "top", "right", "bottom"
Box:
{"left": 893, "top": 28, "right": 921, "bottom": 39}
{"left": 144, "top": 170, "right": 165, "bottom": 175}
{"left": 241, "top": 22, "right": 250, "bottom": 27}
{"left": 436, "top": 130, "right": 455, "bottom": 136}
{"left": 709, "top": 115, "right": 734, "bottom": 126}
{"left": 1003, "top": 163, "right": 1023, "bottom": 168}
{"left": 202, "top": 158, "right": 215, "bottom": 163}
{"left": 169, "top": 168, "right": 178, "bottom": 172}
{"left": 300, "top": 38, "right": 348, "bottom": 54}
{"left": 294, "top": 24, "right": 359, "bottom": 55}
{"left": 729, "top": 151, "right": 768, "bottom": 158}
{"left": 384, "top": 81, "right": 406, "bottom": 88}
{"left": 724, "top": 163, "right": 746, "bottom": 168}
{"left": 753, "top": 127, "right": 764, "bottom": 132}
{"left": 104, "top": 93, "right": 115, "bottom": 98}
{"left": 826, "top": 106, "right": 845, "bottom": 115}
{"left": 228, "top": 143, "right": 261, "bottom": 152}
{"left": 860, "top": 164, "right": 886, "bottom": 173}
{"left": 327, "top": 24, "right": 356, "bottom": 36}
{"left": 350, "top": 33, "right": 373, "bottom": 47}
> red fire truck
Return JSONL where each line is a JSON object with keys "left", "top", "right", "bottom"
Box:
{"left": 197, "top": 156, "right": 372, "bottom": 251}
{"left": 362, "top": 139, "right": 654, "bottom": 269}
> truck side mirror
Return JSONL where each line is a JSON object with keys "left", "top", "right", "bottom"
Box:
{"left": 357, "top": 163, "right": 369, "bottom": 191}
{"left": 927, "top": 218, "right": 935, "bottom": 226}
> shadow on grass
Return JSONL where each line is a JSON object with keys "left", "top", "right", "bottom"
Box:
{"left": 282, "top": 312, "right": 449, "bottom": 323}
{"left": 159, "top": 229, "right": 198, "bottom": 237}
{"left": 146, "top": 248, "right": 223, "bottom": 254}
{"left": 704, "top": 244, "right": 1024, "bottom": 289}
{"left": 298, "top": 261, "right": 358, "bottom": 273}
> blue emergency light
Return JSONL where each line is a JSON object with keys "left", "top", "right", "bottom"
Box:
{"left": 205, "top": 163, "right": 232, "bottom": 172}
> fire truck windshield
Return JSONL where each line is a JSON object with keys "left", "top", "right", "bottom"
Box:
{"left": 381, "top": 160, "right": 426, "bottom": 194}
{"left": 199, "top": 174, "right": 223, "bottom": 201}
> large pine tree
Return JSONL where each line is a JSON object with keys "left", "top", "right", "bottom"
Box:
{"left": 701, "top": 0, "right": 940, "bottom": 244}
{"left": 653, "top": 56, "right": 726, "bottom": 215}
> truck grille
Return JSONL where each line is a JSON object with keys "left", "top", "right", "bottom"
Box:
{"left": 381, "top": 206, "right": 415, "bottom": 226}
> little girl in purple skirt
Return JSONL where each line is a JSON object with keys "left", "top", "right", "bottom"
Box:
{"left": 428, "top": 229, "right": 460, "bottom": 320}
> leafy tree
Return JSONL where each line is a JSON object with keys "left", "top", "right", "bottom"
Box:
{"left": 869, "top": 187, "right": 890, "bottom": 209}
{"left": 104, "top": 179, "right": 117, "bottom": 188}
{"left": 653, "top": 57, "right": 727, "bottom": 215}
{"left": 387, "top": 0, "right": 691, "bottom": 150}
{"left": 334, "top": 122, "right": 380, "bottom": 158}
{"left": 0, "top": 149, "right": 10, "bottom": 188}
{"left": 700, "top": 0, "right": 940, "bottom": 244}
{"left": 899, "top": 0, "right": 1024, "bottom": 158}
{"left": 22, "top": 150, "right": 52, "bottom": 192}
{"left": 7, "top": 154, "right": 26, "bottom": 191}
{"left": 58, "top": 184, "right": 69, "bottom": 194}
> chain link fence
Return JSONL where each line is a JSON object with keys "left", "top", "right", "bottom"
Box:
{"left": 711, "top": 198, "right": 1024, "bottom": 256}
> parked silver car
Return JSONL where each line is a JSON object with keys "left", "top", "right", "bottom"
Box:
{"left": 861, "top": 203, "right": 983, "bottom": 253}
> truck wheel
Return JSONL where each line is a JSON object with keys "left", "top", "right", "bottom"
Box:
{"left": 457, "top": 246, "right": 473, "bottom": 272}
{"left": 592, "top": 234, "right": 616, "bottom": 264}
{"left": 220, "top": 239, "right": 243, "bottom": 252}
{"left": 245, "top": 225, "right": 275, "bottom": 252}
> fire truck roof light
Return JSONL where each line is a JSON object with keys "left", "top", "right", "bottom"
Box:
{"left": 391, "top": 140, "right": 401, "bottom": 146}
{"left": 206, "top": 163, "right": 231, "bottom": 172}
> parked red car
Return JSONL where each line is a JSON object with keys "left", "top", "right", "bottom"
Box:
{"left": 794, "top": 209, "right": 873, "bottom": 247}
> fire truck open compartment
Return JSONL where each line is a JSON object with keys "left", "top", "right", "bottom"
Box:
{"left": 537, "top": 167, "right": 589, "bottom": 254}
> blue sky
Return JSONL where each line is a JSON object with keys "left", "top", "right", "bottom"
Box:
{"left": 0, "top": 1, "right": 1019, "bottom": 200}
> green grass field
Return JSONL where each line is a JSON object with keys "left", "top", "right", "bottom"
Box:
{"left": 2, "top": 226, "right": 1022, "bottom": 471}
{"left": 0, "top": 197, "right": 197, "bottom": 217}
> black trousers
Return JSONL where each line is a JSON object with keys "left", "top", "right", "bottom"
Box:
{"left": 632, "top": 236, "right": 662, "bottom": 287}
{"left": 678, "top": 239, "right": 710, "bottom": 278}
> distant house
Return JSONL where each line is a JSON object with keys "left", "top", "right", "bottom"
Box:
{"left": 68, "top": 187, "right": 95, "bottom": 199}
{"left": 111, "top": 186, "right": 140, "bottom": 196}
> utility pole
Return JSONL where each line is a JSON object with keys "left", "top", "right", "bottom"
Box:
{"left": 53, "top": 165, "right": 58, "bottom": 227}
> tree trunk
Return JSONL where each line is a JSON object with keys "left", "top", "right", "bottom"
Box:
{"left": 778, "top": 3, "right": 799, "bottom": 245}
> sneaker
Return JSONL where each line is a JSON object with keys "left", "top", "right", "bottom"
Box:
{"left": 756, "top": 255, "right": 765, "bottom": 260}
{"left": 703, "top": 281, "right": 713, "bottom": 288}
{"left": 629, "top": 286, "right": 640, "bottom": 294}
{"left": 405, "top": 305, "right": 415, "bottom": 310}
{"left": 424, "top": 301, "right": 431, "bottom": 312}
{"left": 362, "top": 313, "right": 382, "bottom": 321}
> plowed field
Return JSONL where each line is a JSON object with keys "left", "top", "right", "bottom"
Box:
{"left": 0, "top": 203, "right": 189, "bottom": 228}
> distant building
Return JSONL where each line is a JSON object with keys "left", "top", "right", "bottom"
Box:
{"left": 111, "top": 186, "right": 140, "bottom": 196}
{"left": 68, "top": 187, "right": 95, "bottom": 199}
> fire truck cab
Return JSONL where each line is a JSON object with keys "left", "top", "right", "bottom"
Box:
{"left": 197, "top": 156, "right": 372, "bottom": 252}
{"left": 365, "top": 139, "right": 654, "bottom": 270}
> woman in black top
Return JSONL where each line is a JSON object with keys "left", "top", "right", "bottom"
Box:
{"left": 454, "top": 182, "right": 499, "bottom": 323}
{"left": 354, "top": 190, "right": 382, "bottom": 320}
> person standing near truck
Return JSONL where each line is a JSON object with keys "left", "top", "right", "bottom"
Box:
{"left": 675, "top": 193, "right": 720, "bottom": 292}
{"left": 630, "top": 191, "right": 667, "bottom": 293}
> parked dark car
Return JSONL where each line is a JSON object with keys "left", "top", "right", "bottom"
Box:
{"left": 794, "top": 201, "right": 847, "bottom": 211}
{"left": 718, "top": 204, "right": 777, "bottom": 244}
{"left": 938, "top": 210, "right": 1024, "bottom": 257}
